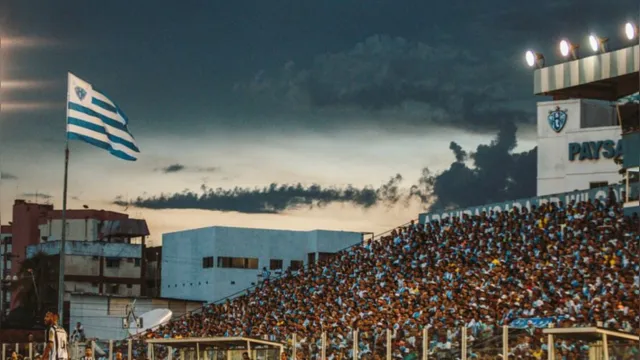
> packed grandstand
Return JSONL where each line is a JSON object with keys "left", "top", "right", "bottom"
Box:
{"left": 136, "top": 194, "right": 639, "bottom": 359}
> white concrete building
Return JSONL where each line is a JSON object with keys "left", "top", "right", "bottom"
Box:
{"left": 69, "top": 293, "right": 203, "bottom": 340}
{"left": 26, "top": 217, "right": 151, "bottom": 300}
{"left": 27, "top": 241, "right": 144, "bottom": 296}
{"left": 38, "top": 218, "right": 103, "bottom": 242}
{"left": 161, "top": 226, "right": 363, "bottom": 303}
{"left": 537, "top": 99, "right": 622, "bottom": 196}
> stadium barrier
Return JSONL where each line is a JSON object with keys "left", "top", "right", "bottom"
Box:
{"left": 419, "top": 183, "right": 624, "bottom": 224}
{"left": 3, "top": 326, "right": 638, "bottom": 360}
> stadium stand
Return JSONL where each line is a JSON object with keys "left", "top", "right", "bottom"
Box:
{"left": 140, "top": 196, "right": 639, "bottom": 359}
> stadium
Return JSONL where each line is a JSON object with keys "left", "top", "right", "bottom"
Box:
{"left": 2, "top": 19, "right": 640, "bottom": 360}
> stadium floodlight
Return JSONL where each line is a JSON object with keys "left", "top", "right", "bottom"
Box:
{"left": 588, "top": 34, "right": 608, "bottom": 53}
{"left": 624, "top": 22, "right": 638, "bottom": 40}
{"left": 559, "top": 39, "right": 579, "bottom": 60}
{"left": 525, "top": 50, "right": 545, "bottom": 68}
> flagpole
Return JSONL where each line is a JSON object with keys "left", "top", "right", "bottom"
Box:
{"left": 57, "top": 77, "right": 69, "bottom": 328}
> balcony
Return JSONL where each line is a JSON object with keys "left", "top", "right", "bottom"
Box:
{"left": 26, "top": 240, "right": 142, "bottom": 259}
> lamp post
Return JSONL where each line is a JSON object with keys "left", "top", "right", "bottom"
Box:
{"left": 25, "top": 269, "right": 39, "bottom": 307}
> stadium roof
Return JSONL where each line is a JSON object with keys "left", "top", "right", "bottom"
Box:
{"left": 534, "top": 45, "right": 639, "bottom": 101}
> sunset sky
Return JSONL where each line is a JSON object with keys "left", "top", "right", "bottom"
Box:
{"left": 0, "top": 0, "right": 637, "bottom": 245}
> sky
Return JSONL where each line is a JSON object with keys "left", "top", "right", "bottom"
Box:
{"left": 0, "top": 0, "right": 637, "bottom": 245}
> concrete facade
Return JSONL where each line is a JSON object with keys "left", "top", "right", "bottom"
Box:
{"left": 537, "top": 99, "right": 622, "bottom": 196}
{"left": 38, "top": 218, "right": 102, "bottom": 242}
{"left": 9, "top": 200, "right": 130, "bottom": 279}
{"left": 5, "top": 200, "right": 150, "bottom": 325}
{"left": 27, "top": 241, "right": 143, "bottom": 296}
{"left": 0, "top": 225, "right": 12, "bottom": 317}
{"left": 161, "top": 226, "right": 363, "bottom": 303}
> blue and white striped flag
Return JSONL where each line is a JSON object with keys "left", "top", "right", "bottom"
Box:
{"left": 67, "top": 73, "right": 140, "bottom": 161}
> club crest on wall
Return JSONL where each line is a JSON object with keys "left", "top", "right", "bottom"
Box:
{"left": 548, "top": 106, "right": 568, "bottom": 133}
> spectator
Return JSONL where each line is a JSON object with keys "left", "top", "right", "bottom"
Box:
{"left": 261, "top": 267, "right": 271, "bottom": 285}
{"left": 72, "top": 322, "right": 86, "bottom": 342}
{"left": 145, "top": 198, "right": 639, "bottom": 359}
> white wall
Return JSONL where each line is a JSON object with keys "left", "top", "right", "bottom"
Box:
{"left": 69, "top": 294, "right": 204, "bottom": 341}
{"left": 537, "top": 99, "right": 622, "bottom": 196}
{"left": 39, "top": 219, "right": 100, "bottom": 242}
{"left": 161, "top": 226, "right": 362, "bottom": 303}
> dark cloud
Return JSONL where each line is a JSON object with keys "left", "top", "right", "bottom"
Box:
{"left": 479, "top": 0, "right": 636, "bottom": 42}
{"left": 449, "top": 142, "right": 467, "bottom": 163}
{"left": 114, "top": 174, "right": 404, "bottom": 214}
{"left": 20, "top": 192, "right": 53, "bottom": 199}
{"left": 415, "top": 121, "right": 537, "bottom": 211}
{"left": 1, "top": 172, "right": 18, "bottom": 180}
{"left": 159, "top": 164, "right": 186, "bottom": 173}
{"left": 234, "top": 35, "right": 533, "bottom": 131}
{"left": 196, "top": 167, "right": 220, "bottom": 173}
{"left": 117, "top": 122, "right": 536, "bottom": 214}
{"left": 157, "top": 164, "right": 219, "bottom": 174}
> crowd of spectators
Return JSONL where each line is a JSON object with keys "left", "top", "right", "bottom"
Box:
{"left": 144, "top": 197, "right": 639, "bottom": 359}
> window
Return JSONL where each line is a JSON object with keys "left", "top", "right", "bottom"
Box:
{"left": 202, "top": 256, "right": 214, "bottom": 268}
{"left": 318, "top": 252, "right": 333, "bottom": 262}
{"left": 106, "top": 258, "right": 121, "bottom": 268}
{"left": 290, "top": 260, "right": 303, "bottom": 270}
{"left": 217, "top": 256, "right": 259, "bottom": 269}
{"left": 589, "top": 181, "right": 608, "bottom": 189}
{"left": 269, "top": 259, "right": 283, "bottom": 270}
{"left": 134, "top": 258, "right": 141, "bottom": 267}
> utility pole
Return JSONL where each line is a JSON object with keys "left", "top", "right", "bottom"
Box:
{"left": 0, "top": 19, "right": 5, "bottom": 330}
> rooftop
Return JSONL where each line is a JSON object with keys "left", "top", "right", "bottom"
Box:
{"left": 534, "top": 44, "right": 639, "bottom": 101}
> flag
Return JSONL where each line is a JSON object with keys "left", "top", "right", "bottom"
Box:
{"left": 66, "top": 73, "right": 140, "bottom": 161}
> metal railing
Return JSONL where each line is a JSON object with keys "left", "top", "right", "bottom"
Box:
{"left": 7, "top": 324, "right": 638, "bottom": 360}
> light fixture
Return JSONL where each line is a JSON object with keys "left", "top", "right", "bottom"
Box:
{"left": 525, "top": 50, "right": 545, "bottom": 68}
{"left": 624, "top": 22, "right": 638, "bottom": 40}
{"left": 588, "top": 34, "right": 608, "bottom": 53}
{"left": 559, "top": 39, "right": 579, "bottom": 60}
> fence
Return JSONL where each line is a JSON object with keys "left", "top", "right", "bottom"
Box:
{"left": 3, "top": 326, "right": 638, "bottom": 360}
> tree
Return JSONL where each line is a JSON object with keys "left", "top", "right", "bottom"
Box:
{"left": 10, "top": 252, "right": 58, "bottom": 321}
